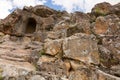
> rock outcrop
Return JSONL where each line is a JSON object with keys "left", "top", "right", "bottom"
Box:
{"left": 0, "top": 2, "right": 120, "bottom": 80}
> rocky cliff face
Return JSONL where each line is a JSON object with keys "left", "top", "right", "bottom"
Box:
{"left": 0, "top": 2, "right": 120, "bottom": 80}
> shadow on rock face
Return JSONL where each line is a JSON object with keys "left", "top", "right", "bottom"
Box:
{"left": 25, "top": 18, "right": 37, "bottom": 34}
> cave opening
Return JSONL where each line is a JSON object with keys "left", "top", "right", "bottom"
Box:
{"left": 25, "top": 18, "right": 36, "bottom": 34}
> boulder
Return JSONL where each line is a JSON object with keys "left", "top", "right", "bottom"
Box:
{"left": 37, "top": 55, "right": 56, "bottom": 64}
{"left": 93, "top": 14, "right": 120, "bottom": 35}
{"left": 69, "top": 68, "right": 120, "bottom": 80}
{"left": 94, "top": 16, "right": 109, "bottom": 34}
{"left": 0, "top": 59, "right": 35, "bottom": 78}
{"left": 67, "top": 12, "right": 91, "bottom": 36}
{"left": 96, "top": 69, "right": 120, "bottom": 80}
{"left": 33, "top": 5, "right": 55, "bottom": 17}
{"left": 69, "top": 68, "right": 96, "bottom": 80}
{"left": 110, "top": 3, "right": 120, "bottom": 17}
{"left": 44, "top": 39, "right": 63, "bottom": 56}
{"left": 37, "top": 60, "right": 68, "bottom": 77}
{"left": 63, "top": 33, "right": 99, "bottom": 64}
{"left": 92, "top": 2, "right": 112, "bottom": 16}
{"left": 30, "top": 75, "right": 46, "bottom": 80}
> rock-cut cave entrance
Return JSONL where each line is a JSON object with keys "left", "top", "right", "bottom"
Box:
{"left": 25, "top": 18, "right": 36, "bottom": 34}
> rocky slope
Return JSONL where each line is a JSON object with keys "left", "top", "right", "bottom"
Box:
{"left": 0, "top": 2, "right": 120, "bottom": 80}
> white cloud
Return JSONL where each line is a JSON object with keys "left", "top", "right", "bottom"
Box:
{"left": 0, "top": 0, "right": 120, "bottom": 19}
{"left": 85, "top": 0, "right": 120, "bottom": 12}
{"left": 52, "top": 0, "right": 85, "bottom": 13}
{"left": 12, "top": 0, "right": 46, "bottom": 9}
{"left": 52, "top": 0, "right": 120, "bottom": 13}
{"left": 0, "top": 0, "right": 46, "bottom": 19}
{"left": 0, "top": 0, "right": 12, "bottom": 19}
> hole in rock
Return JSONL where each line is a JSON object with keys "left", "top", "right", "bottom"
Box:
{"left": 25, "top": 18, "right": 36, "bottom": 34}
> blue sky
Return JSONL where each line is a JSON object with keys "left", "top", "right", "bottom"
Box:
{"left": 45, "top": 0, "right": 62, "bottom": 11}
{"left": 0, "top": 0, "right": 120, "bottom": 19}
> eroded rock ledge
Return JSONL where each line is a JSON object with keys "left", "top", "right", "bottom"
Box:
{"left": 0, "top": 2, "right": 120, "bottom": 80}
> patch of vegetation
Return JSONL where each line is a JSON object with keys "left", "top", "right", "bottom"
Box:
{"left": 57, "top": 12, "right": 63, "bottom": 17}
{"left": 100, "top": 58, "right": 107, "bottom": 62}
{"left": 0, "top": 75, "right": 3, "bottom": 80}
{"left": 94, "top": 8, "right": 107, "bottom": 17}
{"left": 34, "top": 49, "right": 48, "bottom": 71}
{"left": 33, "top": 64, "right": 39, "bottom": 71}
{"left": 0, "top": 68, "right": 3, "bottom": 79}
{"left": 39, "top": 49, "right": 46, "bottom": 56}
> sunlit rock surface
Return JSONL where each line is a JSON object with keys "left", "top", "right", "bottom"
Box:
{"left": 0, "top": 2, "right": 120, "bottom": 80}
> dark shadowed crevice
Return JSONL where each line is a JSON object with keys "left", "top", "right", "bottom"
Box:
{"left": 25, "top": 18, "right": 36, "bottom": 34}
{"left": 3, "top": 26, "right": 11, "bottom": 32}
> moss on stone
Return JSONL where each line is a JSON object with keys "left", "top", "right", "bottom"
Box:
{"left": 39, "top": 49, "right": 46, "bottom": 56}
{"left": 94, "top": 8, "right": 107, "bottom": 16}
{"left": 0, "top": 75, "right": 3, "bottom": 80}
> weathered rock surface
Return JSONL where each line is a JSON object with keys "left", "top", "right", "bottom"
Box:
{"left": 0, "top": 2, "right": 120, "bottom": 80}
{"left": 92, "top": 2, "right": 112, "bottom": 16}
{"left": 44, "top": 39, "right": 63, "bottom": 56}
{"left": 63, "top": 33, "right": 99, "bottom": 64}
{"left": 93, "top": 14, "right": 120, "bottom": 35}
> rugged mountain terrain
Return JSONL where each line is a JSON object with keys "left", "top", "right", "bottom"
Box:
{"left": 0, "top": 2, "right": 120, "bottom": 80}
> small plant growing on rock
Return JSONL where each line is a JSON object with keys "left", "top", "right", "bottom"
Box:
{"left": 0, "top": 75, "right": 3, "bottom": 80}
{"left": 0, "top": 68, "right": 3, "bottom": 80}
{"left": 94, "top": 8, "right": 107, "bottom": 16}
{"left": 39, "top": 49, "right": 46, "bottom": 56}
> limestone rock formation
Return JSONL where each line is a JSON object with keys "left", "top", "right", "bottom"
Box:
{"left": 0, "top": 2, "right": 120, "bottom": 80}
